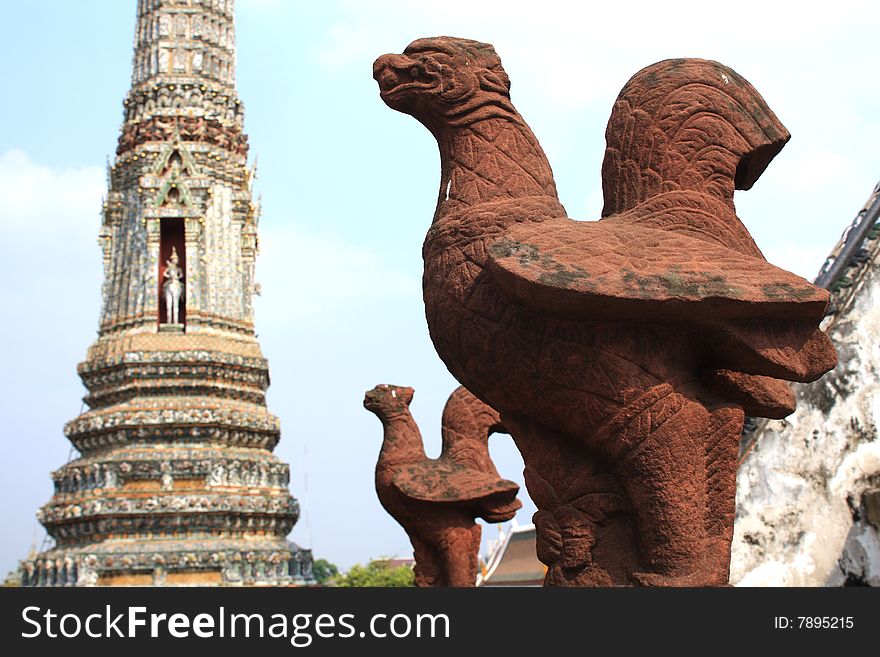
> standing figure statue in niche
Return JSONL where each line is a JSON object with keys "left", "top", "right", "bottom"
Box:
{"left": 163, "top": 246, "right": 184, "bottom": 325}
{"left": 374, "top": 39, "right": 838, "bottom": 586}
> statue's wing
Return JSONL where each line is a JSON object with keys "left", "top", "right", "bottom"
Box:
{"left": 487, "top": 218, "right": 827, "bottom": 322}
{"left": 392, "top": 461, "right": 519, "bottom": 507}
{"left": 487, "top": 218, "right": 836, "bottom": 382}
{"left": 602, "top": 191, "right": 765, "bottom": 259}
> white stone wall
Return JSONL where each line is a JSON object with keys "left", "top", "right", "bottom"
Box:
{"left": 100, "top": 192, "right": 152, "bottom": 331}
{"left": 201, "top": 183, "right": 248, "bottom": 322}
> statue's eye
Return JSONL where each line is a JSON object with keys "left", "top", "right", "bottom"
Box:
{"left": 409, "top": 66, "right": 420, "bottom": 79}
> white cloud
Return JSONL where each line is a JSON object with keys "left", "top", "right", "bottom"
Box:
{"left": 0, "top": 148, "right": 104, "bottom": 314}
{"left": 0, "top": 148, "right": 104, "bottom": 237}
{"left": 255, "top": 222, "right": 420, "bottom": 327}
{"left": 0, "top": 148, "right": 104, "bottom": 311}
{"left": 316, "top": 0, "right": 876, "bottom": 111}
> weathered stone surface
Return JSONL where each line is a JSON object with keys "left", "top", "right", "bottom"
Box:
{"left": 488, "top": 226, "right": 828, "bottom": 322}
{"left": 21, "top": 0, "right": 312, "bottom": 587}
{"left": 733, "top": 229, "right": 880, "bottom": 586}
{"left": 365, "top": 384, "right": 520, "bottom": 586}
{"left": 703, "top": 370, "right": 795, "bottom": 419}
{"left": 375, "top": 38, "right": 837, "bottom": 585}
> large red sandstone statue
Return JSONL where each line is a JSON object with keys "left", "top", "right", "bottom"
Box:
{"left": 364, "top": 384, "right": 521, "bottom": 586}
{"left": 374, "top": 38, "right": 838, "bottom": 586}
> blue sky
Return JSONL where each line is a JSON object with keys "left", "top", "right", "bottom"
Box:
{"left": 0, "top": 0, "right": 878, "bottom": 575}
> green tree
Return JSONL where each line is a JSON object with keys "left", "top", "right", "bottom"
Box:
{"left": 311, "top": 558, "right": 339, "bottom": 585}
{"left": 334, "top": 560, "right": 414, "bottom": 587}
{"left": 3, "top": 570, "right": 20, "bottom": 587}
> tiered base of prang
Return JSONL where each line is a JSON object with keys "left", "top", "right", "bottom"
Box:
{"left": 21, "top": 330, "right": 314, "bottom": 586}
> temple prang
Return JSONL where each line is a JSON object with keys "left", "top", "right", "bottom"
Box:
{"left": 20, "top": 0, "right": 314, "bottom": 587}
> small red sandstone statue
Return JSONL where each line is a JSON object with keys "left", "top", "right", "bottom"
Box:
{"left": 374, "top": 38, "right": 837, "bottom": 586}
{"left": 364, "top": 384, "right": 521, "bottom": 586}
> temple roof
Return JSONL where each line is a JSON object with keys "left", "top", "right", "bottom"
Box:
{"left": 477, "top": 524, "right": 546, "bottom": 587}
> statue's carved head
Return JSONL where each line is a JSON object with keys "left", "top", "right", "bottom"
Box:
{"left": 602, "top": 58, "right": 790, "bottom": 215}
{"left": 363, "top": 384, "right": 415, "bottom": 417}
{"left": 374, "top": 37, "right": 514, "bottom": 129}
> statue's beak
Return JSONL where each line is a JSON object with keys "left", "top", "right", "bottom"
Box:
{"left": 373, "top": 53, "right": 414, "bottom": 98}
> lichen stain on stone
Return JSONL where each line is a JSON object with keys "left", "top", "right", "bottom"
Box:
{"left": 537, "top": 265, "right": 593, "bottom": 289}
{"left": 622, "top": 267, "right": 739, "bottom": 299}
{"left": 487, "top": 237, "right": 520, "bottom": 259}
{"left": 491, "top": 238, "right": 595, "bottom": 290}
{"left": 489, "top": 237, "right": 544, "bottom": 267}
{"left": 761, "top": 282, "right": 816, "bottom": 301}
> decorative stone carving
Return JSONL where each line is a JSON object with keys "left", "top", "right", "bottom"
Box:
{"left": 117, "top": 115, "right": 248, "bottom": 157}
{"left": 104, "top": 464, "right": 118, "bottom": 489}
{"left": 76, "top": 556, "right": 97, "bottom": 587}
{"left": 160, "top": 460, "right": 174, "bottom": 490}
{"left": 365, "top": 384, "right": 521, "bottom": 586}
{"left": 208, "top": 462, "right": 225, "bottom": 486}
{"left": 23, "top": 0, "right": 312, "bottom": 587}
{"left": 162, "top": 246, "right": 184, "bottom": 325}
{"left": 374, "top": 38, "right": 838, "bottom": 586}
